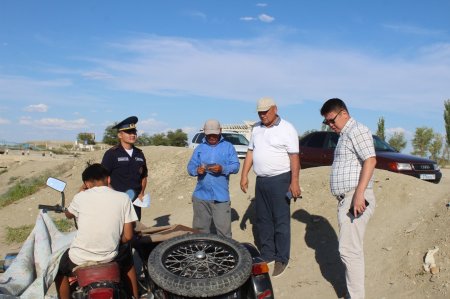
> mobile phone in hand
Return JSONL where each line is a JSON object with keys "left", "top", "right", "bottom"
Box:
{"left": 286, "top": 191, "right": 293, "bottom": 200}
{"left": 286, "top": 191, "right": 302, "bottom": 202}
{"left": 348, "top": 200, "right": 370, "bottom": 218}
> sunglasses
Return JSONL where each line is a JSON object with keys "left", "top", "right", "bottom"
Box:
{"left": 322, "top": 110, "right": 343, "bottom": 125}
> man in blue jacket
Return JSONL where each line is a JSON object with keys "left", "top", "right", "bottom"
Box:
{"left": 187, "top": 119, "right": 240, "bottom": 238}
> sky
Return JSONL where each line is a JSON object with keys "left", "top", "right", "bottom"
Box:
{"left": 1, "top": 0, "right": 449, "bottom": 153}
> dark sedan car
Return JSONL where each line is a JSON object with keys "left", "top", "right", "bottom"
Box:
{"left": 299, "top": 131, "right": 442, "bottom": 183}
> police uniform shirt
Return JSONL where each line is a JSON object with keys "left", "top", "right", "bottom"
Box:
{"left": 101, "top": 144, "right": 148, "bottom": 194}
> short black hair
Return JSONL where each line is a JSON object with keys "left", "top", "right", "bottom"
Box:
{"left": 82, "top": 163, "right": 109, "bottom": 182}
{"left": 320, "top": 98, "right": 348, "bottom": 116}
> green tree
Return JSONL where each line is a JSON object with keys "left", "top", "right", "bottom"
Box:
{"left": 150, "top": 133, "right": 169, "bottom": 146}
{"left": 429, "top": 133, "right": 443, "bottom": 161}
{"left": 445, "top": 99, "right": 450, "bottom": 146}
{"left": 102, "top": 123, "right": 118, "bottom": 145}
{"left": 388, "top": 132, "right": 407, "bottom": 152}
{"left": 444, "top": 99, "right": 450, "bottom": 161}
{"left": 136, "top": 133, "right": 152, "bottom": 146}
{"left": 376, "top": 117, "right": 385, "bottom": 141}
{"left": 411, "top": 127, "right": 434, "bottom": 157}
{"left": 167, "top": 129, "right": 188, "bottom": 147}
{"left": 77, "top": 133, "right": 96, "bottom": 145}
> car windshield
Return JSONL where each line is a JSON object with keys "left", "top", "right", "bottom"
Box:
{"left": 222, "top": 133, "right": 249, "bottom": 146}
{"left": 193, "top": 132, "right": 249, "bottom": 146}
{"left": 373, "top": 135, "right": 397, "bottom": 152}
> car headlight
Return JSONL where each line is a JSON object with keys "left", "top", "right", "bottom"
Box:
{"left": 396, "top": 163, "right": 412, "bottom": 170}
{"left": 433, "top": 163, "right": 440, "bottom": 171}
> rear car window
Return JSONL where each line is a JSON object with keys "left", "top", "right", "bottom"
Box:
{"left": 305, "top": 133, "right": 326, "bottom": 148}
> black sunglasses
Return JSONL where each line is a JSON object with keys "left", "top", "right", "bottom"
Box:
{"left": 322, "top": 110, "right": 343, "bottom": 125}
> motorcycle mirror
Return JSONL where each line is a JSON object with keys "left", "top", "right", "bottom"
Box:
{"left": 46, "top": 177, "right": 66, "bottom": 193}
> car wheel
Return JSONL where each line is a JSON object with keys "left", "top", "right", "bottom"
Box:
{"left": 147, "top": 233, "right": 252, "bottom": 297}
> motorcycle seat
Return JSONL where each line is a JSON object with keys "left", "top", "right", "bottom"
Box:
{"left": 74, "top": 261, "right": 121, "bottom": 287}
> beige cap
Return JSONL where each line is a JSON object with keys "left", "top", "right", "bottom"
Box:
{"left": 203, "top": 119, "right": 221, "bottom": 135}
{"left": 257, "top": 97, "right": 276, "bottom": 112}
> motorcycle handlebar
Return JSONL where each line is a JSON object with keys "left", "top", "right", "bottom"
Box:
{"left": 38, "top": 204, "right": 65, "bottom": 213}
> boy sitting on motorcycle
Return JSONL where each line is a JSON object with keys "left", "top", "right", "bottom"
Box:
{"left": 55, "top": 163, "right": 139, "bottom": 299}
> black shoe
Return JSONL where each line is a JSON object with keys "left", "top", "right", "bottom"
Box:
{"left": 272, "top": 261, "right": 288, "bottom": 277}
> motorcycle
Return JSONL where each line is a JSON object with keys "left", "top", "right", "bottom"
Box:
{"left": 39, "top": 177, "right": 129, "bottom": 299}
{"left": 40, "top": 177, "right": 274, "bottom": 299}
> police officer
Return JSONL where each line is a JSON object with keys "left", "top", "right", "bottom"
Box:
{"left": 101, "top": 116, "right": 148, "bottom": 221}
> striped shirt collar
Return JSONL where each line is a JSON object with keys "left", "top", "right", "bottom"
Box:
{"left": 260, "top": 116, "right": 281, "bottom": 128}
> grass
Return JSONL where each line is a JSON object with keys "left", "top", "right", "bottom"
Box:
{"left": 0, "top": 175, "right": 47, "bottom": 208}
{"left": 5, "top": 225, "right": 33, "bottom": 244}
{"left": 54, "top": 218, "right": 74, "bottom": 232}
{"left": 5, "top": 218, "right": 75, "bottom": 244}
{"left": 0, "top": 162, "right": 73, "bottom": 208}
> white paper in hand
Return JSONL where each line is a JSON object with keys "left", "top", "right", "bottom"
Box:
{"left": 133, "top": 193, "right": 151, "bottom": 208}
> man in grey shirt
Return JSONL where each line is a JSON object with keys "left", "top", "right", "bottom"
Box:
{"left": 320, "top": 98, "right": 376, "bottom": 299}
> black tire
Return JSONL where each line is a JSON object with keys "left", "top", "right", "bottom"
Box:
{"left": 147, "top": 233, "right": 252, "bottom": 298}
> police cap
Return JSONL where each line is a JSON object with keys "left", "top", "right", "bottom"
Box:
{"left": 112, "top": 116, "right": 138, "bottom": 131}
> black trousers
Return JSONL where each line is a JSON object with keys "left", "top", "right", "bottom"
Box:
{"left": 255, "top": 171, "right": 291, "bottom": 264}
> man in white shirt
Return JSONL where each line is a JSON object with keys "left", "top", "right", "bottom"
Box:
{"left": 55, "top": 163, "right": 139, "bottom": 299}
{"left": 240, "top": 97, "right": 301, "bottom": 277}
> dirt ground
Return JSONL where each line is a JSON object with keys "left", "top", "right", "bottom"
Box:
{"left": 0, "top": 147, "right": 449, "bottom": 299}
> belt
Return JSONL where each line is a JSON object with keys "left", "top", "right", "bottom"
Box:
{"left": 336, "top": 194, "right": 345, "bottom": 201}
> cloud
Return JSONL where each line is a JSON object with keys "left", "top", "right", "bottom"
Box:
{"left": 0, "top": 118, "right": 10, "bottom": 124}
{"left": 418, "top": 43, "right": 450, "bottom": 64}
{"left": 383, "top": 23, "right": 445, "bottom": 36}
{"left": 37, "top": 118, "right": 88, "bottom": 130}
{"left": 0, "top": 75, "right": 72, "bottom": 105}
{"left": 240, "top": 16, "right": 256, "bottom": 22}
{"left": 182, "top": 126, "right": 197, "bottom": 135}
{"left": 138, "top": 118, "right": 170, "bottom": 135}
{"left": 86, "top": 35, "right": 449, "bottom": 118}
{"left": 258, "top": 14, "right": 275, "bottom": 23}
{"left": 2, "top": 34, "right": 450, "bottom": 133}
{"left": 20, "top": 117, "right": 88, "bottom": 130}
{"left": 24, "top": 103, "right": 48, "bottom": 112}
{"left": 19, "top": 116, "right": 32, "bottom": 125}
{"left": 82, "top": 71, "right": 114, "bottom": 80}
{"left": 185, "top": 10, "right": 207, "bottom": 21}
{"left": 386, "top": 127, "right": 414, "bottom": 140}
{"left": 256, "top": 3, "right": 268, "bottom": 7}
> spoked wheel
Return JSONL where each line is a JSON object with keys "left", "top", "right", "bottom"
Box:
{"left": 147, "top": 233, "right": 252, "bottom": 297}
